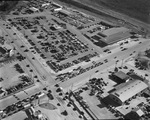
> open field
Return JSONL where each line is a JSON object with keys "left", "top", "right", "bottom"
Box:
{"left": 57, "top": 0, "right": 150, "bottom": 37}
{"left": 78, "top": 0, "right": 150, "bottom": 24}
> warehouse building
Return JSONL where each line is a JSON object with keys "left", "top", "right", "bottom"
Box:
{"left": 109, "top": 80, "right": 148, "bottom": 105}
{"left": 100, "top": 27, "right": 131, "bottom": 45}
{"left": 90, "top": 27, "right": 132, "bottom": 47}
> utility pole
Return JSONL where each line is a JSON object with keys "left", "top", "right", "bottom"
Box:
{"left": 121, "top": 59, "right": 124, "bottom": 68}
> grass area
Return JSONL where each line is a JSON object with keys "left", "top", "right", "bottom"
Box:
{"left": 0, "top": 0, "right": 26, "bottom": 18}
{"left": 0, "top": 1, "right": 19, "bottom": 12}
{"left": 76, "top": 0, "right": 150, "bottom": 24}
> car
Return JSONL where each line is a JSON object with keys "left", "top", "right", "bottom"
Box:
{"left": 20, "top": 45, "right": 25, "bottom": 48}
{"left": 121, "top": 48, "right": 127, "bottom": 51}
{"left": 123, "top": 66, "right": 128, "bottom": 69}
{"left": 100, "top": 62, "right": 103, "bottom": 65}
{"left": 30, "top": 96, "right": 35, "bottom": 101}
{"left": 103, "top": 49, "right": 109, "bottom": 52}
{"left": 22, "top": 98, "right": 30, "bottom": 102}
{"left": 120, "top": 43, "right": 123, "bottom": 45}
{"left": 47, "top": 93, "right": 54, "bottom": 100}
{"left": 124, "top": 41, "right": 128, "bottom": 44}
{"left": 104, "top": 59, "right": 108, "bottom": 63}
{"left": 24, "top": 49, "right": 29, "bottom": 52}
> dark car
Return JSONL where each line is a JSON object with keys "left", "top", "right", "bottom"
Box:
{"left": 47, "top": 93, "right": 54, "bottom": 100}
{"left": 103, "top": 49, "right": 109, "bottom": 52}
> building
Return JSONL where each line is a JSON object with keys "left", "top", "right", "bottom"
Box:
{"left": 59, "top": 9, "right": 71, "bottom": 16}
{"left": 54, "top": 7, "right": 62, "bottom": 12}
{"left": 100, "top": 27, "right": 131, "bottom": 45}
{"left": 29, "top": 7, "right": 39, "bottom": 12}
{"left": 113, "top": 71, "right": 130, "bottom": 83}
{"left": 125, "top": 108, "right": 145, "bottom": 120}
{"left": 109, "top": 80, "right": 148, "bottom": 105}
{"left": 42, "top": 3, "right": 50, "bottom": 7}
{"left": 0, "top": 47, "right": 6, "bottom": 54}
{"left": 0, "top": 47, "right": 7, "bottom": 59}
{"left": 52, "top": 2, "right": 62, "bottom": 8}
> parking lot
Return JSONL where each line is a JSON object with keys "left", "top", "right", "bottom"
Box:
{"left": 8, "top": 11, "right": 99, "bottom": 74}
{"left": 0, "top": 0, "right": 150, "bottom": 120}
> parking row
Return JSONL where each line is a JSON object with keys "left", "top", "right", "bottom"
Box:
{"left": 0, "top": 75, "right": 34, "bottom": 99}
{"left": 55, "top": 60, "right": 104, "bottom": 81}
{"left": 46, "top": 52, "right": 98, "bottom": 73}
{"left": 0, "top": 91, "right": 45, "bottom": 119}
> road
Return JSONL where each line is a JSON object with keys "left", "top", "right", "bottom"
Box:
{"left": 0, "top": 21, "right": 55, "bottom": 86}
{"left": 59, "top": 38, "right": 150, "bottom": 91}
{"left": 0, "top": 19, "right": 57, "bottom": 109}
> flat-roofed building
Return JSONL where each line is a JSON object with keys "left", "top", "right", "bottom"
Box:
{"left": 109, "top": 80, "right": 148, "bottom": 105}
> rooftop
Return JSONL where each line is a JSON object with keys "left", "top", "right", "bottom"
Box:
{"left": 101, "top": 27, "right": 131, "bottom": 44}
{"left": 112, "top": 80, "right": 148, "bottom": 103}
{"left": 102, "top": 27, "right": 129, "bottom": 37}
{"left": 114, "top": 71, "right": 130, "bottom": 80}
{"left": 0, "top": 47, "right": 6, "bottom": 54}
{"left": 133, "top": 108, "right": 144, "bottom": 117}
{"left": 3, "top": 111, "right": 27, "bottom": 120}
{"left": 58, "top": 9, "right": 71, "bottom": 16}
